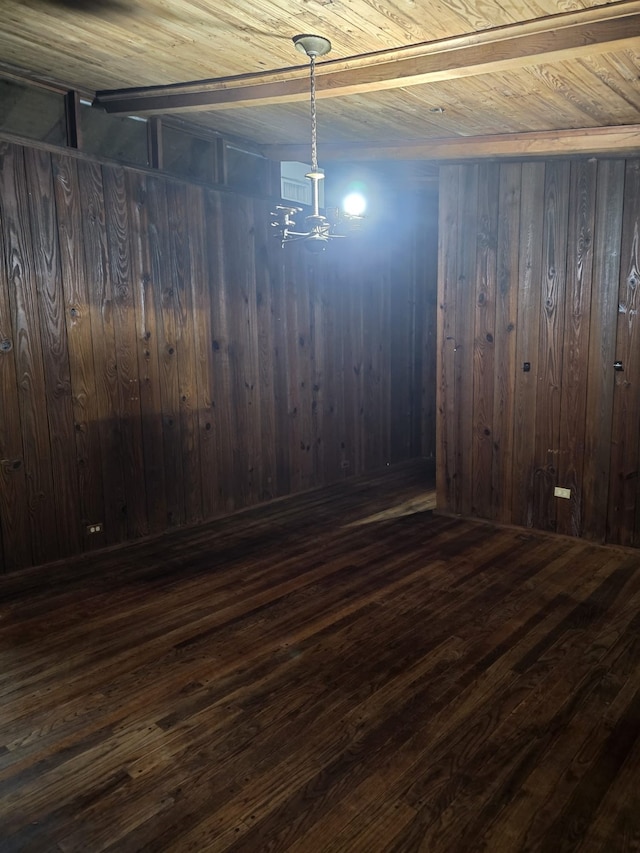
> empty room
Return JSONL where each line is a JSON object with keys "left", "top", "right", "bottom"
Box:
{"left": 0, "top": 1, "right": 639, "bottom": 850}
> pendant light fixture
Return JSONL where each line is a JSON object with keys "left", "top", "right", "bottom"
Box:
{"left": 271, "top": 34, "right": 359, "bottom": 252}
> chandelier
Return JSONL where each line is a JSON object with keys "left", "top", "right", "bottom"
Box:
{"left": 271, "top": 34, "right": 360, "bottom": 252}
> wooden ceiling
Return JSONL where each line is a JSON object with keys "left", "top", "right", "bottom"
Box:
{"left": 0, "top": 0, "right": 639, "bottom": 160}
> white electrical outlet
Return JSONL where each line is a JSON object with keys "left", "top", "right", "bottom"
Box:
{"left": 86, "top": 522, "right": 104, "bottom": 534}
{"left": 554, "top": 487, "right": 571, "bottom": 500}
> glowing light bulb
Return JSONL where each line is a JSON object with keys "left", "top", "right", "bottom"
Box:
{"left": 343, "top": 192, "right": 367, "bottom": 217}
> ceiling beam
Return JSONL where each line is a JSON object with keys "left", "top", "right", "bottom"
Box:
{"left": 94, "top": 2, "right": 640, "bottom": 115}
{"left": 261, "top": 125, "right": 640, "bottom": 162}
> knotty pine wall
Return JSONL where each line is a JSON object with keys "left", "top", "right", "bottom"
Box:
{"left": 0, "top": 139, "right": 437, "bottom": 572}
{"left": 437, "top": 157, "right": 640, "bottom": 548}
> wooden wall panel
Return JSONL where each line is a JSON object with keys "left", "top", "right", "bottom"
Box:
{"left": 187, "top": 183, "right": 217, "bottom": 514}
{"left": 491, "top": 163, "right": 521, "bottom": 524}
{"left": 512, "top": 162, "right": 545, "bottom": 529}
{"left": 103, "top": 165, "right": 149, "bottom": 540}
{"left": 437, "top": 165, "right": 460, "bottom": 512}
{"left": 317, "top": 257, "right": 341, "bottom": 484}
{"left": 454, "top": 165, "right": 479, "bottom": 518}
{"left": 24, "top": 148, "right": 82, "bottom": 558}
{"left": 0, "top": 144, "right": 59, "bottom": 565}
{"left": 166, "top": 180, "right": 204, "bottom": 525}
{"left": 471, "top": 162, "right": 498, "bottom": 519}
{"left": 363, "top": 246, "right": 384, "bottom": 472}
{"left": 0, "top": 139, "right": 435, "bottom": 572}
{"left": 437, "top": 154, "right": 640, "bottom": 549}
{"left": 205, "top": 189, "right": 233, "bottom": 514}
{"left": 148, "top": 174, "right": 186, "bottom": 527}
{"left": 310, "top": 256, "right": 326, "bottom": 482}
{"left": 267, "top": 235, "right": 291, "bottom": 499}
{"left": 582, "top": 161, "right": 624, "bottom": 543}
{"left": 285, "top": 247, "right": 314, "bottom": 493}
{"left": 253, "top": 202, "right": 277, "bottom": 503}
{"left": 78, "top": 160, "right": 127, "bottom": 546}
{"left": 333, "top": 246, "right": 354, "bottom": 478}
{"left": 0, "top": 146, "right": 31, "bottom": 571}
{"left": 610, "top": 161, "right": 640, "bottom": 547}
{"left": 350, "top": 246, "right": 366, "bottom": 472}
{"left": 125, "top": 169, "right": 168, "bottom": 535}
{"left": 533, "top": 161, "right": 570, "bottom": 532}
{"left": 389, "top": 236, "right": 411, "bottom": 466}
{"left": 53, "top": 154, "right": 106, "bottom": 548}
{"left": 419, "top": 197, "right": 438, "bottom": 461}
{"left": 555, "top": 159, "right": 597, "bottom": 538}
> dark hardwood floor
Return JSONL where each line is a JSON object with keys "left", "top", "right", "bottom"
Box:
{"left": 1, "top": 461, "right": 639, "bottom": 852}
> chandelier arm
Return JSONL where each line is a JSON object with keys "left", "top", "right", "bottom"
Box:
{"left": 283, "top": 230, "right": 314, "bottom": 239}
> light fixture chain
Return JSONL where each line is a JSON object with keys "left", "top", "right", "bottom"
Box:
{"left": 310, "top": 54, "right": 318, "bottom": 173}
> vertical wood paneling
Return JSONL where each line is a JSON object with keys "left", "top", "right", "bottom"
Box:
{"left": 455, "top": 165, "right": 479, "bottom": 517}
{"left": 0, "top": 146, "right": 31, "bottom": 571}
{"left": 218, "top": 192, "right": 261, "bottom": 509}
{"left": 438, "top": 154, "right": 640, "bottom": 549}
{"left": 253, "top": 199, "right": 277, "bottom": 502}
{"left": 53, "top": 154, "right": 106, "bottom": 546}
{"left": 334, "top": 243, "right": 352, "bottom": 476}
{"left": 609, "top": 161, "right": 640, "bottom": 547}
{"left": 24, "top": 148, "right": 82, "bottom": 556}
{"left": 269, "top": 239, "right": 291, "bottom": 498}
{"left": 284, "top": 248, "right": 303, "bottom": 492}
{"left": 512, "top": 162, "right": 545, "bottom": 528}
{"left": 206, "top": 190, "right": 234, "bottom": 513}
{"left": 582, "top": 161, "right": 625, "bottom": 542}
{"left": 293, "top": 252, "right": 315, "bottom": 489}
{"left": 471, "top": 162, "right": 499, "bottom": 518}
{"left": 78, "top": 159, "right": 127, "bottom": 545}
{"left": 186, "top": 183, "right": 217, "bottom": 515}
{"left": 318, "top": 256, "right": 341, "bottom": 483}
{"left": 103, "top": 165, "right": 149, "bottom": 539}
{"left": 363, "top": 246, "right": 384, "bottom": 471}
{"left": 533, "top": 161, "right": 570, "bottom": 531}
{"left": 0, "top": 141, "right": 435, "bottom": 572}
{"left": 348, "top": 252, "right": 365, "bottom": 474}
{"left": 125, "top": 169, "right": 167, "bottom": 535}
{"left": 556, "top": 159, "right": 597, "bottom": 538}
{"left": 378, "top": 245, "right": 392, "bottom": 466}
{"left": 437, "top": 165, "right": 460, "bottom": 511}
{"left": 166, "top": 180, "right": 203, "bottom": 524}
{"left": 309, "top": 258, "right": 325, "bottom": 482}
{"left": 146, "top": 175, "right": 185, "bottom": 527}
{"left": 491, "top": 162, "right": 521, "bottom": 524}
{"left": 389, "top": 231, "right": 415, "bottom": 466}
{"left": 419, "top": 194, "right": 438, "bottom": 461}
{"left": 0, "top": 143, "right": 59, "bottom": 565}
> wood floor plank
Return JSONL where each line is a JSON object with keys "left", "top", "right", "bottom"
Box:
{"left": 0, "top": 461, "right": 639, "bottom": 851}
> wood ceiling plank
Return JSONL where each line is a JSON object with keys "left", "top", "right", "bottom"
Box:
{"left": 579, "top": 51, "right": 640, "bottom": 106}
{"left": 94, "top": 3, "right": 640, "bottom": 114}
{"left": 523, "top": 61, "right": 638, "bottom": 126}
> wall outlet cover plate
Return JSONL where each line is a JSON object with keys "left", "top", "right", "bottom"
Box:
{"left": 554, "top": 487, "right": 571, "bottom": 499}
